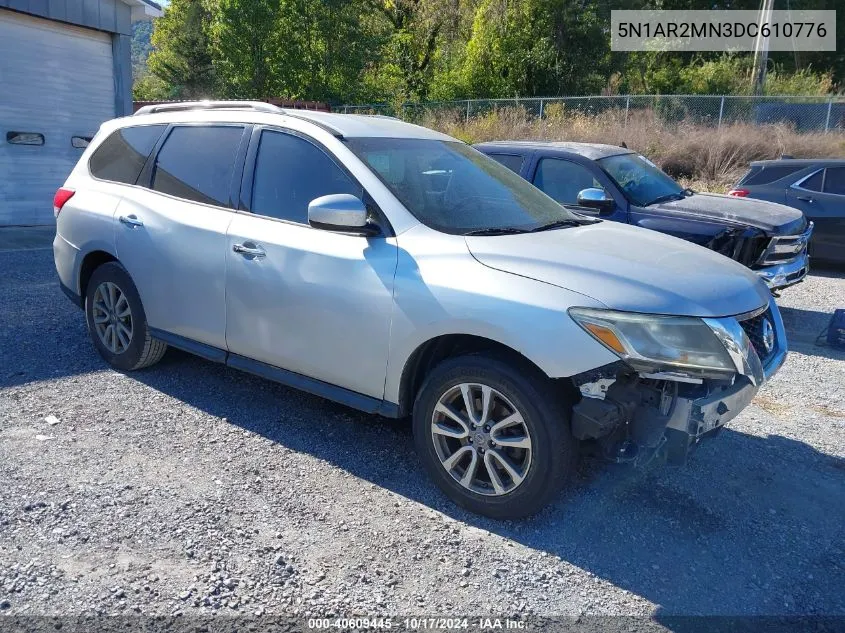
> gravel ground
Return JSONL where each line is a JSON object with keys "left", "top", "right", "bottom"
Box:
{"left": 1, "top": 248, "right": 843, "bottom": 622}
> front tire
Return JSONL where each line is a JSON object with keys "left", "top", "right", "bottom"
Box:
{"left": 84, "top": 261, "right": 167, "bottom": 371}
{"left": 412, "top": 354, "right": 576, "bottom": 519}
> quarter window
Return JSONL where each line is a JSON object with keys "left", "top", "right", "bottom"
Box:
{"left": 533, "top": 158, "right": 603, "bottom": 205}
{"left": 488, "top": 154, "right": 525, "bottom": 174}
{"left": 89, "top": 125, "right": 166, "bottom": 185}
{"left": 797, "top": 170, "right": 823, "bottom": 192}
{"left": 152, "top": 126, "right": 245, "bottom": 207}
{"left": 250, "top": 130, "right": 361, "bottom": 223}
{"left": 823, "top": 167, "right": 845, "bottom": 195}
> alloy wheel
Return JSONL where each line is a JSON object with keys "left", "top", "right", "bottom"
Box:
{"left": 431, "top": 383, "right": 533, "bottom": 496}
{"left": 92, "top": 281, "right": 133, "bottom": 354}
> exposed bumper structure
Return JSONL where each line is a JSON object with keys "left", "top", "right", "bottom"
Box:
{"left": 662, "top": 294, "right": 787, "bottom": 461}
{"left": 572, "top": 295, "right": 787, "bottom": 464}
{"left": 754, "top": 222, "right": 813, "bottom": 291}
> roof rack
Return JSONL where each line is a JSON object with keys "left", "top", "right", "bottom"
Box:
{"left": 134, "top": 100, "right": 282, "bottom": 116}
{"left": 132, "top": 101, "right": 346, "bottom": 139}
{"left": 361, "top": 114, "right": 401, "bottom": 121}
{"left": 278, "top": 109, "right": 344, "bottom": 138}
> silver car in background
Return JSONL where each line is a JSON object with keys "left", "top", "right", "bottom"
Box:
{"left": 53, "top": 102, "right": 786, "bottom": 518}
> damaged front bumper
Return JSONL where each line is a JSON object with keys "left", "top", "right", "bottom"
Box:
{"left": 755, "top": 251, "right": 810, "bottom": 291}
{"left": 571, "top": 294, "right": 787, "bottom": 464}
{"left": 753, "top": 222, "right": 813, "bottom": 291}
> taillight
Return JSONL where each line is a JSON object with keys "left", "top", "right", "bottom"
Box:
{"left": 53, "top": 187, "right": 75, "bottom": 217}
{"left": 728, "top": 188, "right": 750, "bottom": 197}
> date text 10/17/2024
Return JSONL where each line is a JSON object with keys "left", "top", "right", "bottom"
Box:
{"left": 307, "top": 617, "right": 527, "bottom": 630}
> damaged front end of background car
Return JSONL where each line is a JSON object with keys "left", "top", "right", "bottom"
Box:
{"left": 706, "top": 223, "right": 813, "bottom": 294}
{"left": 567, "top": 296, "right": 788, "bottom": 466}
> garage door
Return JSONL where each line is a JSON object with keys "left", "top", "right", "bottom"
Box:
{"left": 0, "top": 9, "right": 115, "bottom": 225}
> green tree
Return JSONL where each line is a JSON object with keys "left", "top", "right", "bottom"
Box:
{"left": 132, "top": 73, "right": 173, "bottom": 101}
{"left": 147, "top": 0, "right": 216, "bottom": 99}
{"left": 208, "top": 0, "right": 290, "bottom": 98}
{"left": 446, "top": 0, "right": 610, "bottom": 98}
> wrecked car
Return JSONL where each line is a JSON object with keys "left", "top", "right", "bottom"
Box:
{"left": 475, "top": 141, "right": 813, "bottom": 292}
{"left": 55, "top": 103, "right": 786, "bottom": 519}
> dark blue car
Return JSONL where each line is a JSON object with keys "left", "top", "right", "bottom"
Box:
{"left": 729, "top": 158, "right": 845, "bottom": 264}
{"left": 475, "top": 141, "right": 813, "bottom": 291}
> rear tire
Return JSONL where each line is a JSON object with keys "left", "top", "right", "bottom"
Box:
{"left": 412, "top": 354, "right": 576, "bottom": 519}
{"left": 84, "top": 262, "right": 167, "bottom": 371}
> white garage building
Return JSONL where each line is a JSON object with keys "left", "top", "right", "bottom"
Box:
{"left": 0, "top": 0, "right": 161, "bottom": 225}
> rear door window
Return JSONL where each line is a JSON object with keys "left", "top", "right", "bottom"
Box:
{"left": 249, "top": 129, "right": 362, "bottom": 224}
{"left": 151, "top": 125, "right": 245, "bottom": 207}
{"left": 488, "top": 153, "right": 525, "bottom": 174}
{"left": 823, "top": 167, "right": 845, "bottom": 195}
{"left": 89, "top": 125, "right": 166, "bottom": 184}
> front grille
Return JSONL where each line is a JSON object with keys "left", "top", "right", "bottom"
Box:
{"left": 757, "top": 223, "right": 813, "bottom": 266}
{"left": 739, "top": 308, "right": 776, "bottom": 365}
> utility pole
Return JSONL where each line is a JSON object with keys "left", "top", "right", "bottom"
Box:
{"left": 752, "top": 0, "right": 774, "bottom": 95}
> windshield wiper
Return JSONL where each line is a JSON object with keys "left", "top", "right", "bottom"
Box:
{"left": 464, "top": 227, "right": 530, "bottom": 236}
{"left": 530, "top": 218, "right": 597, "bottom": 232}
{"left": 645, "top": 192, "right": 685, "bottom": 206}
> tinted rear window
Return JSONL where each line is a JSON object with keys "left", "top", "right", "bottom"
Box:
{"left": 151, "top": 126, "right": 245, "bottom": 206}
{"left": 89, "top": 125, "right": 166, "bottom": 184}
{"left": 739, "top": 164, "right": 803, "bottom": 186}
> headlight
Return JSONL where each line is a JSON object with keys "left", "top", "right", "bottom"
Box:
{"left": 569, "top": 307, "right": 736, "bottom": 375}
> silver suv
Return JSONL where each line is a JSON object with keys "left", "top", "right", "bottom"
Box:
{"left": 54, "top": 101, "right": 786, "bottom": 518}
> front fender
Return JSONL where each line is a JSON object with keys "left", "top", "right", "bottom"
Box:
{"left": 384, "top": 228, "right": 618, "bottom": 404}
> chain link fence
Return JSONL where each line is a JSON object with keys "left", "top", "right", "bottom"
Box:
{"left": 338, "top": 95, "right": 845, "bottom": 133}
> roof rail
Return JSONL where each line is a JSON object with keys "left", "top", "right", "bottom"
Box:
{"left": 361, "top": 114, "right": 401, "bottom": 121}
{"left": 134, "top": 100, "right": 282, "bottom": 116}
{"left": 278, "top": 109, "right": 344, "bottom": 138}
{"left": 132, "top": 101, "right": 346, "bottom": 139}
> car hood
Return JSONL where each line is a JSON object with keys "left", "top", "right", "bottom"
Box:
{"left": 465, "top": 222, "right": 771, "bottom": 318}
{"left": 647, "top": 192, "right": 806, "bottom": 234}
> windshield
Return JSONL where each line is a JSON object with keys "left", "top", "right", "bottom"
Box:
{"left": 345, "top": 138, "right": 586, "bottom": 234}
{"left": 598, "top": 153, "right": 684, "bottom": 207}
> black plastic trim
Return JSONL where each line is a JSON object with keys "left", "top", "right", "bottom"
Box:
{"left": 227, "top": 353, "right": 390, "bottom": 415}
{"left": 60, "top": 281, "right": 83, "bottom": 309}
{"left": 144, "top": 328, "right": 401, "bottom": 417}
{"left": 148, "top": 328, "right": 227, "bottom": 363}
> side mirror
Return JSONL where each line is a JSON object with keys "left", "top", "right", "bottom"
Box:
{"left": 308, "top": 194, "right": 378, "bottom": 235}
{"left": 576, "top": 188, "right": 615, "bottom": 213}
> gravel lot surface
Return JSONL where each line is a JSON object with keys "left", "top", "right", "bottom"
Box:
{"left": 1, "top": 248, "right": 843, "bottom": 622}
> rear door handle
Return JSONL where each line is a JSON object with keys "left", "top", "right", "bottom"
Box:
{"left": 119, "top": 214, "right": 144, "bottom": 227}
{"left": 797, "top": 196, "right": 815, "bottom": 203}
{"left": 233, "top": 242, "right": 266, "bottom": 258}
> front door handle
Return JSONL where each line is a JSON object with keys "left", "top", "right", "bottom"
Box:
{"left": 233, "top": 242, "right": 266, "bottom": 258}
{"left": 797, "top": 196, "right": 815, "bottom": 203}
{"left": 119, "top": 214, "right": 144, "bottom": 228}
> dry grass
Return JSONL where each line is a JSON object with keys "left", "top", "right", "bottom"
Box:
{"left": 420, "top": 106, "right": 845, "bottom": 191}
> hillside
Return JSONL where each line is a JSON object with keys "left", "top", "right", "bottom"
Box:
{"left": 131, "top": 20, "right": 153, "bottom": 80}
